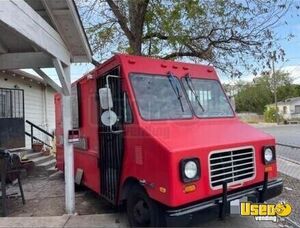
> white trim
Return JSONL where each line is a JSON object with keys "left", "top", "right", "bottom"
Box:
{"left": 0, "top": 52, "right": 53, "bottom": 70}
{"left": 0, "top": 0, "right": 70, "bottom": 65}
{"left": 65, "top": 0, "right": 92, "bottom": 62}
{"left": 33, "top": 68, "right": 63, "bottom": 94}
{"left": 53, "top": 58, "right": 71, "bottom": 96}
{"left": 41, "top": 0, "right": 68, "bottom": 46}
{"left": 207, "top": 146, "right": 256, "bottom": 191}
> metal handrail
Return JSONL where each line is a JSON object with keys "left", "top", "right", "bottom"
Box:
{"left": 25, "top": 120, "right": 54, "bottom": 149}
{"left": 24, "top": 132, "right": 52, "bottom": 148}
{"left": 25, "top": 120, "right": 54, "bottom": 138}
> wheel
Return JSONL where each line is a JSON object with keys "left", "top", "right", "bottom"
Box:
{"left": 127, "top": 185, "right": 166, "bottom": 227}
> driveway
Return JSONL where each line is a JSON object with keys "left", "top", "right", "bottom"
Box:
{"left": 254, "top": 125, "right": 300, "bottom": 162}
{"left": 256, "top": 125, "right": 300, "bottom": 147}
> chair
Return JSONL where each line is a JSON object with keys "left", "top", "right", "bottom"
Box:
{"left": 0, "top": 149, "right": 25, "bottom": 217}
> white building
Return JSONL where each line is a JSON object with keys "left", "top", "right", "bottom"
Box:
{"left": 0, "top": 70, "right": 56, "bottom": 148}
{"left": 276, "top": 97, "right": 300, "bottom": 121}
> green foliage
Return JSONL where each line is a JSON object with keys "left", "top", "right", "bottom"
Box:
{"left": 77, "top": 0, "right": 297, "bottom": 75}
{"left": 235, "top": 82, "right": 273, "bottom": 114}
{"left": 263, "top": 107, "right": 279, "bottom": 123}
{"left": 235, "top": 71, "right": 300, "bottom": 114}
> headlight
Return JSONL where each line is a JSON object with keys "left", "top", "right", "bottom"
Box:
{"left": 263, "top": 146, "right": 275, "bottom": 164}
{"left": 184, "top": 161, "right": 197, "bottom": 179}
{"left": 180, "top": 158, "right": 200, "bottom": 182}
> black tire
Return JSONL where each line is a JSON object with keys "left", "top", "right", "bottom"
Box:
{"left": 127, "top": 185, "right": 166, "bottom": 227}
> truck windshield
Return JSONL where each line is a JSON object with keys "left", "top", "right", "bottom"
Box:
{"left": 130, "top": 74, "right": 192, "bottom": 120}
{"left": 182, "top": 78, "right": 234, "bottom": 118}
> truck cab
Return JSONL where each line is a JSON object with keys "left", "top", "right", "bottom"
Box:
{"left": 55, "top": 54, "right": 282, "bottom": 226}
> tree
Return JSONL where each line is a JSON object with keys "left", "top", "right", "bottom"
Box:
{"left": 264, "top": 107, "right": 283, "bottom": 123}
{"left": 77, "top": 0, "right": 298, "bottom": 76}
{"left": 235, "top": 71, "right": 300, "bottom": 114}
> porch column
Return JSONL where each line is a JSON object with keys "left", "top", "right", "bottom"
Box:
{"left": 54, "top": 61, "right": 75, "bottom": 214}
{"left": 62, "top": 92, "right": 75, "bottom": 214}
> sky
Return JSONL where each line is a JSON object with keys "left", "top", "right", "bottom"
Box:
{"left": 24, "top": 3, "right": 300, "bottom": 86}
{"left": 228, "top": 4, "right": 300, "bottom": 84}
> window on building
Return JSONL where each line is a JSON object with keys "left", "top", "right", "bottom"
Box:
{"left": 0, "top": 90, "right": 11, "bottom": 118}
{"left": 283, "top": 106, "right": 287, "bottom": 114}
{"left": 295, "top": 105, "right": 300, "bottom": 114}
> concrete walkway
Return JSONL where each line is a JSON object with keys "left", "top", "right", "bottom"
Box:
{"left": 0, "top": 213, "right": 281, "bottom": 227}
{"left": 0, "top": 214, "right": 126, "bottom": 228}
{"left": 277, "top": 157, "right": 300, "bottom": 181}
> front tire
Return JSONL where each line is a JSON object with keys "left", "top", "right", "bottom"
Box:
{"left": 127, "top": 185, "right": 166, "bottom": 227}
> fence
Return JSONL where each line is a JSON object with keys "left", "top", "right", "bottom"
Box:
{"left": 276, "top": 143, "right": 300, "bottom": 164}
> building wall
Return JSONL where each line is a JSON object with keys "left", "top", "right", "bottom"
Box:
{"left": 278, "top": 99, "right": 300, "bottom": 120}
{"left": 0, "top": 72, "right": 56, "bottom": 148}
{"left": 289, "top": 100, "right": 300, "bottom": 114}
{"left": 290, "top": 100, "right": 300, "bottom": 120}
{"left": 278, "top": 104, "right": 291, "bottom": 119}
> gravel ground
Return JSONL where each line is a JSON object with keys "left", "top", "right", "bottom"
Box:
{"left": 271, "top": 173, "right": 300, "bottom": 226}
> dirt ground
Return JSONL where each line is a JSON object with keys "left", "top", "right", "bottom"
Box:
{"left": 4, "top": 172, "right": 114, "bottom": 217}
{"left": 2, "top": 171, "right": 300, "bottom": 227}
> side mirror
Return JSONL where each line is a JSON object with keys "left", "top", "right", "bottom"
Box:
{"left": 99, "top": 87, "right": 113, "bottom": 110}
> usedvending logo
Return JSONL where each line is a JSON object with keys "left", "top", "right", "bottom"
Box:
{"left": 240, "top": 201, "right": 292, "bottom": 222}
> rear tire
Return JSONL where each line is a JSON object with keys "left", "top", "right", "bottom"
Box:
{"left": 127, "top": 185, "right": 166, "bottom": 227}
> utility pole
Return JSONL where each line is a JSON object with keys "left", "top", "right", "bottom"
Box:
{"left": 271, "top": 51, "right": 279, "bottom": 125}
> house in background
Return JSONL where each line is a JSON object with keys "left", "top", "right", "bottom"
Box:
{"left": 0, "top": 70, "right": 56, "bottom": 149}
{"left": 270, "top": 97, "right": 300, "bottom": 122}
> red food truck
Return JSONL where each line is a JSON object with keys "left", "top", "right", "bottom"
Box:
{"left": 55, "top": 54, "right": 282, "bottom": 226}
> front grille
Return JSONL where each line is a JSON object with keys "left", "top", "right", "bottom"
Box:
{"left": 209, "top": 147, "right": 255, "bottom": 189}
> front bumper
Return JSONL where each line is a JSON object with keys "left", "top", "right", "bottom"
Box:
{"left": 166, "top": 178, "right": 283, "bottom": 217}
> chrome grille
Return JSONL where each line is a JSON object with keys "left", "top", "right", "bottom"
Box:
{"left": 209, "top": 147, "right": 255, "bottom": 188}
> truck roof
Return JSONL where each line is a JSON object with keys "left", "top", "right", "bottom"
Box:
{"left": 73, "top": 53, "right": 218, "bottom": 85}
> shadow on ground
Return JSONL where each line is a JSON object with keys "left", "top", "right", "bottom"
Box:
{"left": 4, "top": 172, "right": 114, "bottom": 217}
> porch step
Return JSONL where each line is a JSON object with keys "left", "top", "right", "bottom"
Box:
{"left": 25, "top": 152, "right": 43, "bottom": 160}
{"left": 47, "top": 166, "right": 58, "bottom": 176}
{"left": 26, "top": 151, "right": 57, "bottom": 176}
{"left": 9, "top": 149, "right": 33, "bottom": 158}
{"left": 36, "top": 159, "right": 56, "bottom": 171}
{"left": 31, "top": 155, "right": 53, "bottom": 165}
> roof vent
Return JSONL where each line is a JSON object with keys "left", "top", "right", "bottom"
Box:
{"left": 128, "top": 59, "right": 136, "bottom": 64}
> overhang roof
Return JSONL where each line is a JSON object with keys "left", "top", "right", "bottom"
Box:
{"left": 0, "top": 69, "right": 57, "bottom": 91}
{"left": 0, "top": 0, "right": 92, "bottom": 63}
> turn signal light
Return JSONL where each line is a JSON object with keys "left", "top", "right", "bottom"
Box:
{"left": 184, "top": 184, "right": 196, "bottom": 193}
{"left": 265, "top": 166, "right": 273, "bottom": 172}
{"left": 159, "top": 187, "right": 167, "bottom": 193}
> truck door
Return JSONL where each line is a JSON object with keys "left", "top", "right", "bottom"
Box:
{"left": 97, "top": 68, "right": 124, "bottom": 204}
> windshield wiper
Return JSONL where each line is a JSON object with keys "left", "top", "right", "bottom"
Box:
{"left": 167, "top": 72, "right": 184, "bottom": 112}
{"left": 184, "top": 74, "right": 205, "bottom": 112}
